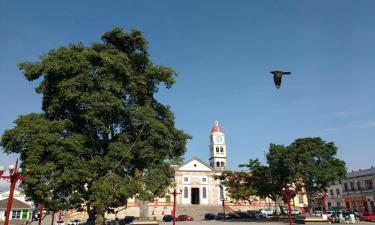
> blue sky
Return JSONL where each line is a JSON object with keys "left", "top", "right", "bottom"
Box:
{"left": 1, "top": 0, "right": 374, "bottom": 173}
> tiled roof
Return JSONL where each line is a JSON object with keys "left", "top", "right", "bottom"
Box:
{"left": 346, "top": 167, "right": 375, "bottom": 178}
{"left": 0, "top": 198, "right": 31, "bottom": 209}
{"left": 211, "top": 121, "right": 224, "bottom": 133}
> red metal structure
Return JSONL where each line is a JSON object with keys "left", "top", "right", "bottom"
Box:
{"left": 282, "top": 179, "right": 304, "bottom": 225}
{"left": 0, "top": 159, "right": 25, "bottom": 225}
{"left": 171, "top": 189, "right": 181, "bottom": 225}
{"left": 283, "top": 189, "right": 294, "bottom": 225}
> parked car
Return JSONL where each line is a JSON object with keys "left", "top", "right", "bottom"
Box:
{"left": 325, "top": 210, "right": 335, "bottom": 217}
{"left": 359, "top": 213, "right": 375, "bottom": 221}
{"left": 123, "top": 216, "right": 134, "bottom": 224}
{"left": 259, "top": 208, "right": 274, "bottom": 218}
{"left": 216, "top": 212, "right": 231, "bottom": 220}
{"left": 176, "top": 214, "right": 193, "bottom": 221}
{"left": 204, "top": 213, "right": 216, "bottom": 220}
{"left": 162, "top": 215, "right": 174, "bottom": 222}
{"left": 55, "top": 220, "right": 65, "bottom": 225}
{"left": 290, "top": 208, "right": 302, "bottom": 215}
{"left": 236, "top": 211, "right": 254, "bottom": 219}
{"left": 313, "top": 210, "right": 322, "bottom": 216}
{"left": 68, "top": 220, "right": 81, "bottom": 225}
{"left": 227, "top": 212, "right": 241, "bottom": 219}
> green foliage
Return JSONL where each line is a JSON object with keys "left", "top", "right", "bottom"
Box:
{"left": 1, "top": 27, "right": 191, "bottom": 222}
{"left": 218, "top": 138, "right": 346, "bottom": 213}
{"left": 216, "top": 170, "right": 256, "bottom": 203}
{"left": 288, "top": 137, "right": 346, "bottom": 211}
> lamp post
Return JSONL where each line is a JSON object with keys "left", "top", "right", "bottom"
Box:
{"left": 282, "top": 179, "right": 304, "bottom": 225}
{"left": 221, "top": 197, "right": 227, "bottom": 221}
{"left": 0, "top": 159, "right": 25, "bottom": 225}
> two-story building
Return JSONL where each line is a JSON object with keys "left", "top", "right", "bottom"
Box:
{"left": 342, "top": 167, "right": 375, "bottom": 213}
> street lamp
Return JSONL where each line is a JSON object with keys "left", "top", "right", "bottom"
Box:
{"left": 221, "top": 197, "right": 227, "bottom": 221}
{"left": 282, "top": 179, "right": 304, "bottom": 225}
{"left": 0, "top": 159, "right": 25, "bottom": 225}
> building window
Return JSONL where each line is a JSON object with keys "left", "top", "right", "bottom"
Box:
{"left": 328, "top": 202, "right": 331, "bottom": 208}
{"left": 220, "top": 186, "right": 224, "bottom": 200}
{"left": 216, "top": 162, "right": 220, "bottom": 167}
{"left": 184, "top": 177, "right": 189, "bottom": 182}
{"left": 12, "top": 210, "right": 21, "bottom": 219}
{"left": 221, "top": 162, "right": 225, "bottom": 167}
{"left": 336, "top": 189, "right": 340, "bottom": 195}
{"left": 216, "top": 147, "right": 219, "bottom": 152}
{"left": 298, "top": 195, "right": 303, "bottom": 204}
{"left": 203, "top": 187, "right": 207, "bottom": 199}
{"left": 365, "top": 179, "right": 373, "bottom": 190}
{"left": 330, "top": 189, "right": 334, "bottom": 196}
{"left": 357, "top": 181, "right": 361, "bottom": 190}
{"left": 350, "top": 182, "right": 355, "bottom": 191}
{"left": 220, "top": 147, "right": 224, "bottom": 153}
{"left": 344, "top": 183, "right": 348, "bottom": 192}
{"left": 202, "top": 177, "right": 207, "bottom": 183}
{"left": 184, "top": 187, "right": 188, "bottom": 198}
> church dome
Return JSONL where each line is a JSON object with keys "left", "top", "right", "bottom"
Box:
{"left": 211, "top": 121, "right": 224, "bottom": 133}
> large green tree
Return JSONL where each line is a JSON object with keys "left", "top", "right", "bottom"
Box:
{"left": 1, "top": 27, "right": 191, "bottom": 225}
{"left": 218, "top": 138, "right": 345, "bottom": 214}
{"left": 289, "top": 137, "right": 346, "bottom": 214}
{"left": 216, "top": 170, "right": 256, "bottom": 203}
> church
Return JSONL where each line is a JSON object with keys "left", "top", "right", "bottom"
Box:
{"left": 171, "top": 121, "right": 228, "bottom": 205}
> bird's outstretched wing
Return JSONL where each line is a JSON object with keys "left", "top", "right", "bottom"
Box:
{"left": 274, "top": 75, "right": 282, "bottom": 89}
{"left": 283, "top": 72, "right": 291, "bottom": 75}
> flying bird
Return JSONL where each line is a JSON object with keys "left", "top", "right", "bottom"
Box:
{"left": 270, "top": 70, "right": 291, "bottom": 89}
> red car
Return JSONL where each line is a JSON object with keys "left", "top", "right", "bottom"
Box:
{"left": 359, "top": 213, "right": 375, "bottom": 221}
{"left": 177, "top": 215, "right": 194, "bottom": 221}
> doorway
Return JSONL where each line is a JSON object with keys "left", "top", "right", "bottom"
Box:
{"left": 191, "top": 188, "right": 200, "bottom": 205}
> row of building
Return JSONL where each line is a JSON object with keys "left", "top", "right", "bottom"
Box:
{"left": 323, "top": 167, "right": 375, "bottom": 213}
{"left": 0, "top": 121, "right": 373, "bottom": 221}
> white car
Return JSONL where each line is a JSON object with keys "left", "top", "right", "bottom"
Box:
{"left": 313, "top": 211, "right": 322, "bottom": 216}
{"left": 56, "top": 220, "right": 65, "bottom": 225}
{"left": 259, "top": 209, "right": 274, "bottom": 218}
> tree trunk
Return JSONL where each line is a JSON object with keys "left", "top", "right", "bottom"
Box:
{"left": 95, "top": 206, "right": 106, "bottom": 225}
{"left": 306, "top": 192, "right": 314, "bottom": 216}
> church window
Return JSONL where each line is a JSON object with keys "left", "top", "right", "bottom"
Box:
{"left": 184, "top": 177, "right": 189, "bottom": 182}
{"left": 202, "top": 177, "right": 207, "bottom": 183}
{"left": 184, "top": 187, "right": 188, "bottom": 198}
{"left": 221, "top": 162, "right": 225, "bottom": 167}
{"left": 216, "top": 147, "right": 219, "bottom": 152}
{"left": 220, "top": 186, "right": 224, "bottom": 200}
{"left": 216, "top": 162, "right": 220, "bottom": 167}
{"left": 220, "top": 147, "right": 223, "bottom": 153}
{"left": 203, "top": 187, "right": 207, "bottom": 198}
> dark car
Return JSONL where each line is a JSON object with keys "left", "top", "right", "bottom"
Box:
{"left": 216, "top": 212, "right": 231, "bottom": 220}
{"left": 123, "top": 216, "right": 135, "bottom": 224}
{"left": 176, "top": 215, "right": 193, "bottom": 221}
{"left": 162, "top": 215, "right": 174, "bottom": 222}
{"left": 204, "top": 213, "right": 216, "bottom": 220}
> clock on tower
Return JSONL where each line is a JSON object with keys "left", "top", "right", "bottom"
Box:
{"left": 209, "top": 121, "right": 227, "bottom": 171}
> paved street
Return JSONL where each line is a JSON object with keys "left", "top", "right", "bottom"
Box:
{"left": 159, "top": 222, "right": 375, "bottom": 225}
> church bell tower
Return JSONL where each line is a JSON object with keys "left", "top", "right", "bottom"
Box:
{"left": 209, "top": 121, "right": 227, "bottom": 171}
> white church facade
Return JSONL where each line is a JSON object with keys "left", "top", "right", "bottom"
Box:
{"left": 172, "top": 121, "right": 228, "bottom": 205}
